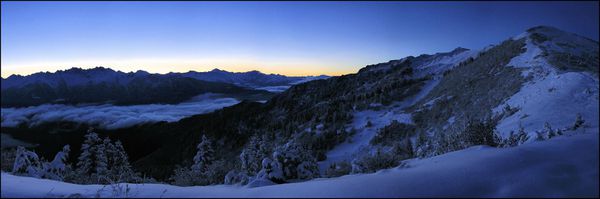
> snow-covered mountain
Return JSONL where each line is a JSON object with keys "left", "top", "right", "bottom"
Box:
{"left": 2, "top": 26, "right": 598, "bottom": 197}
{"left": 1, "top": 68, "right": 318, "bottom": 107}
{"left": 1, "top": 67, "right": 147, "bottom": 90}
{"left": 1, "top": 67, "right": 328, "bottom": 92}
{"left": 168, "top": 68, "right": 329, "bottom": 90}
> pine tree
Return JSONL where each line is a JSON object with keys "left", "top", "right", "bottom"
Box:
{"left": 92, "top": 137, "right": 110, "bottom": 183}
{"left": 192, "top": 135, "right": 215, "bottom": 174}
{"left": 12, "top": 146, "right": 43, "bottom": 178}
{"left": 256, "top": 157, "right": 284, "bottom": 183}
{"left": 240, "top": 135, "right": 269, "bottom": 175}
{"left": 415, "top": 132, "right": 433, "bottom": 158}
{"left": 556, "top": 128, "right": 563, "bottom": 136}
{"left": 110, "top": 140, "right": 138, "bottom": 183}
{"left": 535, "top": 131, "right": 545, "bottom": 141}
{"left": 544, "top": 122, "right": 556, "bottom": 139}
{"left": 516, "top": 123, "right": 530, "bottom": 145}
{"left": 573, "top": 113, "right": 585, "bottom": 130}
{"left": 272, "top": 141, "right": 319, "bottom": 180}
{"left": 44, "top": 145, "right": 71, "bottom": 181}
{"left": 76, "top": 130, "right": 102, "bottom": 178}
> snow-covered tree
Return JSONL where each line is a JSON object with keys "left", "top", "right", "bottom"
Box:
{"left": 255, "top": 157, "right": 284, "bottom": 183}
{"left": 572, "top": 113, "right": 585, "bottom": 130}
{"left": 92, "top": 137, "right": 110, "bottom": 183}
{"left": 324, "top": 161, "right": 351, "bottom": 178}
{"left": 204, "top": 159, "right": 229, "bottom": 185}
{"left": 296, "top": 161, "right": 319, "bottom": 180}
{"left": 76, "top": 130, "right": 102, "bottom": 178}
{"left": 534, "top": 130, "right": 546, "bottom": 141}
{"left": 556, "top": 128, "right": 563, "bottom": 136}
{"left": 108, "top": 140, "right": 139, "bottom": 183}
{"left": 462, "top": 119, "right": 499, "bottom": 147}
{"left": 43, "top": 145, "right": 71, "bottom": 181}
{"left": 192, "top": 135, "right": 215, "bottom": 173}
{"left": 240, "top": 135, "right": 271, "bottom": 175}
{"left": 75, "top": 130, "right": 140, "bottom": 184}
{"left": 516, "top": 123, "right": 530, "bottom": 144}
{"left": 272, "top": 141, "right": 320, "bottom": 180}
{"left": 224, "top": 170, "right": 250, "bottom": 185}
{"left": 351, "top": 148, "right": 399, "bottom": 174}
{"left": 169, "top": 165, "right": 195, "bottom": 186}
{"left": 544, "top": 122, "right": 556, "bottom": 139}
{"left": 415, "top": 132, "right": 433, "bottom": 158}
{"left": 12, "top": 146, "right": 43, "bottom": 178}
{"left": 170, "top": 135, "right": 228, "bottom": 186}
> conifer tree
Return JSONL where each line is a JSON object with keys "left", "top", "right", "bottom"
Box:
{"left": 44, "top": 145, "right": 71, "bottom": 181}
{"left": 192, "top": 135, "right": 215, "bottom": 174}
{"left": 12, "top": 146, "right": 43, "bottom": 178}
{"left": 516, "top": 123, "right": 530, "bottom": 145}
{"left": 76, "top": 130, "right": 102, "bottom": 178}
{"left": 544, "top": 122, "right": 556, "bottom": 139}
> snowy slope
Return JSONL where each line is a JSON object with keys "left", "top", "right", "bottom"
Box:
{"left": 2, "top": 129, "right": 597, "bottom": 198}
{"left": 318, "top": 47, "right": 481, "bottom": 171}
{"left": 495, "top": 27, "right": 600, "bottom": 137}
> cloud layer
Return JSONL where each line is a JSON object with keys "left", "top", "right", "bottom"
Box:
{"left": 1, "top": 94, "right": 239, "bottom": 129}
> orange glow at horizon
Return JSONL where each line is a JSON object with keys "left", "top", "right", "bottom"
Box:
{"left": 0, "top": 58, "right": 359, "bottom": 78}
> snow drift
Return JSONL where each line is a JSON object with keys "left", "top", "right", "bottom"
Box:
{"left": 2, "top": 129, "right": 597, "bottom": 198}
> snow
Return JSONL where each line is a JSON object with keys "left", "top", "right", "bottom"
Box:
{"left": 496, "top": 31, "right": 599, "bottom": 137}
{"left": 318, "top": 108, "right": 412, "bottom": 173}
{"left": 530, "top": 26, "right": 599, "bottom": 57}
{"left": 316, "top": 49, "right": 472, "bottom": 174}
{"left": 0, "top": 67, "right": 145, "bottom": 90}
{"left": 3, "top": 129, "right": 598, "bottom": 198}
{"left": 0, "top": 94, "right": 239, "bottom": 129}
{"left": 494, "top": 71, "right": 599, "bottom": 137}
{"left": 506, "top": 37, "right": 555, "bottom": 77}
{"left": 413, "top": 49, "right": 479, "bottom": 78}
{"left": 397, "top": 77, "right": 442, "bottom": 110}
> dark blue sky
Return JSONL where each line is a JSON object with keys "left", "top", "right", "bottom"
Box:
{"left": 1, "top": 1, "right": 598, "bottom": 77}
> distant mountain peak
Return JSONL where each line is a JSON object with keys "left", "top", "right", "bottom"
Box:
{"left": 209, "top": 68, "right": 225, "bottom": 73}
{"left": 452, "top": 47, "right": 469, "bottom": 52}
{"left": 526, "top": 25, "right": 561, "bottom": 33}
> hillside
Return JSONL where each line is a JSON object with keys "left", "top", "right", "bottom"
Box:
{"left": 2, "top": 129, "right": 597, "bottom": 197}
{"left": 2, "top": 26, "right": 598, "bottom": 184}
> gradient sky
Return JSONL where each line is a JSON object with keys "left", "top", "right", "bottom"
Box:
{"left": 1, "top": 1, "right": 598, "bottom": 78}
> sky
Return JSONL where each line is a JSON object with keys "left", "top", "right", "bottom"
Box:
{"left": 1, "top": 1, "right": 598, "bottom": 78}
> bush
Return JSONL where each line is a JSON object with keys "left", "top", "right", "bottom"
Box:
{"left": 351, "top": 148, "right": 400, "bottom": 174}
{"left": 271, "top": 141, "right": 320, "bottom": 180}
{"left": 224, "top": 170, "right": 250, "bottom": 185}
{"left": 1, "top": 148, "right": 16, "bottom": 172}
{"left": 169, "top": 165, "right": 197, "bottom": 186}
{"left": 462, "top": 119, "right": 500, "bottom": 147}
{"left": 324, "top": 161, "right": 351, "bottom": 178}
{"left": 370, "top": 120, "right": 416, "bottom": 146}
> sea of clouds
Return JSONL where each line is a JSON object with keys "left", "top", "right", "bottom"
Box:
{"left": 0, "top": 94, "right": 239, "bottom": 130}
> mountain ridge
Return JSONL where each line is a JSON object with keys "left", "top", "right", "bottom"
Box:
{"left": 1, "top": 26, "right": 598, "bottom": 182}
{"left": 1, "top": 67, "right": 329, "bottom": 90}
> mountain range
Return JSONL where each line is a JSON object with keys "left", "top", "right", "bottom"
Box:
{"left": 0, "top": 68, "right": 327, "bottom": 107}
{"left": 2, "top": 26, "right": 598, "bottom": 182}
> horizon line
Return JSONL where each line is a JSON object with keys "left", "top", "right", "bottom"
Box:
{"left": 0, "top": 65, "right": 349, "bottom": 79}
